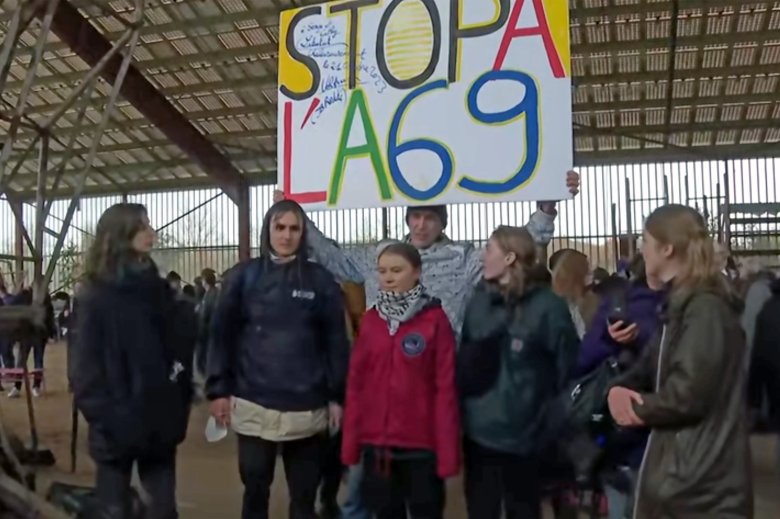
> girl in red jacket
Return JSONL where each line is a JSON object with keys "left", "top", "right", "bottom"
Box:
{"left": 342, "top": 242, "right": 460, "bottom": 519}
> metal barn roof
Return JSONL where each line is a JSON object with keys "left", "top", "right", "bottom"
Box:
{"left": 0, "top": 0, "right": 778, "bottom": 198}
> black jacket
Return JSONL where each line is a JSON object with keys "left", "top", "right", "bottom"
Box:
{"left": 616, "top": 284, "right": 752, "bottom": 519}
{"left": 72, "top": 264, "right": 197, "bottom": 462}
{"left": 206, "top": 257, "right": 349, "bottom": 411}
{"left": 750, "top": 278, "right": 780, "bottom": 430}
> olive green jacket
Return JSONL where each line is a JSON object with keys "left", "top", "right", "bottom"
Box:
{"left": 617, "top": 286, "right": 752, "bottom": 519}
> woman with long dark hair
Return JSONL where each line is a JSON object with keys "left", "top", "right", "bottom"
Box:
{"left": 73, "top": 203, "right": 196, "bottom": 519}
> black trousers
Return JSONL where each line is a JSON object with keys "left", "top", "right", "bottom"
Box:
{"left": 362, "top": 449, "right": 444, "bottom": 519}
{"left": 463, "top": 438, "right": 542, "bottom": 519}
{"left": 14, "top": 339, "right": 46, "bottom": 389}
{"left": 238, "top": 433, "right": 326, "bottom": 519}
{"left": 94, "top": 448, "right": 177, "bottom": 519}
{"left": 318, "top": 431, "right": 343, "bottom": 511}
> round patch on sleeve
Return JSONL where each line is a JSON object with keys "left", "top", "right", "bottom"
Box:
{"left": 401, "top": 333, "right": 426, "bottom": 357}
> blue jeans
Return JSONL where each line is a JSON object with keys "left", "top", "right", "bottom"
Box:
{"left": 604, "top": 485, "right": 628, "bottom": 519}
{"left": 341, "top": 464, "right": 370, "bottom": 519}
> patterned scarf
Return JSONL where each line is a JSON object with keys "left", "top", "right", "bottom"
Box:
{"left": 375, "top": 284, "right": 428, "bottom": 336}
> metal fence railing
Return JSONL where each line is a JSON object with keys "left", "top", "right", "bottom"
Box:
{"left": 2, "top": 157, "right": 778, "bottom": 291}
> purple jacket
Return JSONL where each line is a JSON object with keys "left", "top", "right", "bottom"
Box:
{"left": 576, "top": 281, "right": 665, "bottom": 376}
{"left": 577, "top": 280, "right": 665, "bottom": 469}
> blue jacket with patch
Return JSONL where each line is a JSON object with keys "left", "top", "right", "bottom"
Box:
{"left": 206, "top": 257, "right": 350, "bottom": 412}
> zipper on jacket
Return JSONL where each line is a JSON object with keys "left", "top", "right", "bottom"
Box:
{"left": 632, "top": 324, "right": 667, "bottom": 519}
{"left": 378, "top": 323, "right": 396, "bottom": 476}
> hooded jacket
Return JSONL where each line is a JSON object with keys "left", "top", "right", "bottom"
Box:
{"left": 615, "top": 284, "right": 752, "bottom": 519}
{"left": 342, "top": 298, "right": 460, "bottom": 478}
{"left": 73, "top": 263, "right": 196, "bottom": 462}
{"left": 207, "top": 205, "right": 350, "bottom": 411}
{"left": 304, "top": 210, "right": 556, "bottom": 333}
{"left": 459, "top": 282, "right": 579, "bottom": 456}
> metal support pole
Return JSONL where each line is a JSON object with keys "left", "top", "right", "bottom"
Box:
{"left": 381, "top": 208, "right": 389, "bottom": 240}
{"left": 663, "top": 175, "right": 670, "bottom": 205}
{"left": 237, "top": 180, "right": 251, "bottom": 261}
{"left": 722, "top": 160, "right": 732, "bottom": 249}
{"left": 33, "top": 134, "right": 49, "bottom": 305}
{"left": 611, "top": 203, "right": 618, "bottom": 269}
{"left": 12, "top": 199, "right": 25, "bottom": 275}
{"left": 624, "top": 177, "right": 634, "bottom": 258}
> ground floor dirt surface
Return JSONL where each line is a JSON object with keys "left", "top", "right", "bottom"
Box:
{"left": 1, "top": 344, "right": 777, "bottom": 518}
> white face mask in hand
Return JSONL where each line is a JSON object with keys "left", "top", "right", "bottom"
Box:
{"left": 205, "top": 416, "right": 228, "bottom": 443}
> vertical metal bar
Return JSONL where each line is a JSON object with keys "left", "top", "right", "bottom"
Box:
{"left": 722, "top": 159, "right": 732, "bottom": 249}
{"left": 12, "top": 199, "right": 25, "bottom": 275}
{"left": 238, "top": 180, "right": 251, "bottom": 261}
{"left": 611, "top": 203, "right": 618, "bottom": 271}
{"left": 663, "top": 174, "right": 669, "bottom": 205}
{"left": 381, "top": 208, "right": 389, "bottom": 240}
{"left": 624, "top": 177, "right": 634, "bottom": 258}
{"left": 33, "top": 134, "right": 49, "bottom": 304}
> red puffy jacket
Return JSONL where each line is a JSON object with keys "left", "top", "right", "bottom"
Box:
{"left": 341, "top": 301, "right": 461, "bottom": 478}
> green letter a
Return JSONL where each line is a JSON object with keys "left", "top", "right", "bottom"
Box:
{"left": 328, "top": 89, "right": 392, "bottom": 206}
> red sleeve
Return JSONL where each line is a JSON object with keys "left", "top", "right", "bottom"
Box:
{"left": 341, "top": 329, "right": 368, "bottom": 466}
{"left": 433, "top": 309, "right": 461, "bottom": 479}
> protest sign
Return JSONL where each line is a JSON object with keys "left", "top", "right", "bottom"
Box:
{"left": 278, "top": 0, "right": 572, "bottom": 209}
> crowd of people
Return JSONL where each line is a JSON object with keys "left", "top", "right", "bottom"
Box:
{"left": 5, "top": 167, "right": 775, "bottom": 519}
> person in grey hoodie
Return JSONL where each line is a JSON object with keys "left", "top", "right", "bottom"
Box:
{"left": 274, "top": 169, "right": 580, "bottom": 518}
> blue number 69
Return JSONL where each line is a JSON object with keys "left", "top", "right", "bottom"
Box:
{"left": 458, "top": 69, "right": 540, "bottom": 195}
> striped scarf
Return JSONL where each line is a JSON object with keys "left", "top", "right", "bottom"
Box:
{"left": 375, "top": 284, "right": 427, "bottom": 336}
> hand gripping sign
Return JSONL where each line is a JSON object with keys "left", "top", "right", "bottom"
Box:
{"left": 278, "top": 0, "right": 573, "bottom": 210}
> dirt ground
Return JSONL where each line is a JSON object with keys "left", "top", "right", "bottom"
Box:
{"left": 0, "top": 343, "right": 778, "bottom": 518}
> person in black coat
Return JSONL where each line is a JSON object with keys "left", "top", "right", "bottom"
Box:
{"left": 750, "top": 278, "right": 780, "bottom": 436}
{"left": 72, "top": 203, "right": 196, "bottom": 519}
{"left": 207, "top": 199, "right": 350, "bottom": 519}
{"left": 7, "top": 281, "right": 55, "bottom": 398}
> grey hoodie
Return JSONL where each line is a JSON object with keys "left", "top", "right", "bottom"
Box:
{"left": 306, "top": 210, "right": 556, "bottom": 333}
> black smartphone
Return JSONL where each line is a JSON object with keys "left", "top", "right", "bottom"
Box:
{"left": 607, "top": 296, "right": 633, "bottom": 329}
{"left": 607, "top": 315, "right": 635, "bottom": 330}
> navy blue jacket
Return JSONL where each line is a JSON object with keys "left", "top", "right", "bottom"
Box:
{"left": 73, "top": 264, "right": 197, "bottom": 462}
{"left": 206, "top": 257, "right": 349, "bottom": 412}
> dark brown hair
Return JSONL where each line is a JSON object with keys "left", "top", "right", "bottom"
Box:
{"left": 201, "top": 268, "right": 217, "bottom": 287}
{"left": 377, "top": 242, "right": 422, "bottom": 270}
{"left": 84, "top": 203, "right": 151, "bottom": 282}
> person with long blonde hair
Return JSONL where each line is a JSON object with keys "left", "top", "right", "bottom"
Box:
{"left": 608, "top": 204, "right": 752, "bottom": 519}
{"left": 457, "top": 226, "right": 579, "bottom": 519}
{"left": 552, "top": 250, "right": 598, "bottom": 338}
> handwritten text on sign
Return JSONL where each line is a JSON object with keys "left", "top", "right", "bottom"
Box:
{"left": 278, "top": 0, "right": 572, "bottom": 209}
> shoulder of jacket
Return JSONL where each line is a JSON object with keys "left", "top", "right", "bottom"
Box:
{"left": 529, "top": 286, "right": 565, "bottom": 307}
{"left": 305, "top": 260, "right": 340, "bottom": 286}
{"left": 684, "top": 291, "right": 728, "bottom": 314}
